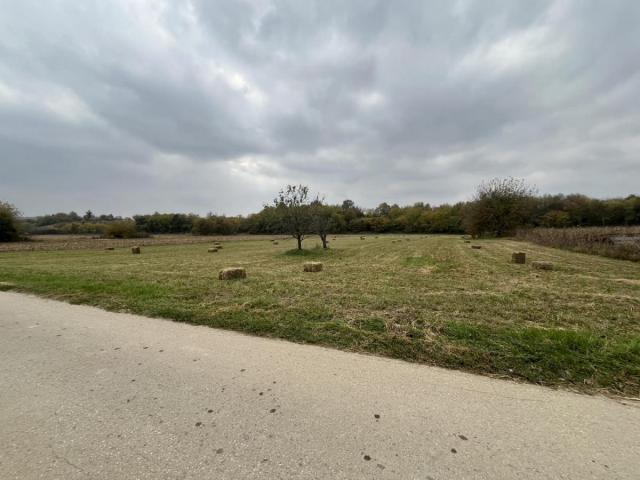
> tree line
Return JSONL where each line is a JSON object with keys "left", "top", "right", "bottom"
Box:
{"left": 2, "top": 178, "right": 640, "bottom": 245}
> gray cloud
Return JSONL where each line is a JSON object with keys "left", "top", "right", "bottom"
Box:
{"left": 1, "top": 0, "right": 639, "bottom": 216}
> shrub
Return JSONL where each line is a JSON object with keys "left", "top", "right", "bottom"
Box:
{"left": 103, "top": 221, "right": 149, "bottom": 239}
{"left": 0, "top": 201, "right": 22, "bottom": 242}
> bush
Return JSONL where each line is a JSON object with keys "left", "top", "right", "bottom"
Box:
{"left": 133, "top": 213, "right": 197, "bottom": 234}
{"left": 0, "top": 202, "right": 22, "bottom": 242}
{"left": 192, "top": 215, "right": 242, "bottom": 235}
{"left": 67, "top": 222, "right": 108, "bottom": 235}
{"left": 103, "top": 221, "right": 149, "bottom": 239}
{"left": 464, "top": 178, "right": 537, "bottom": 237}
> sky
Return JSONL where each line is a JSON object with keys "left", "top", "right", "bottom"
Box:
{"left": 1, "top": 0, "right": 639, "bottom": 217}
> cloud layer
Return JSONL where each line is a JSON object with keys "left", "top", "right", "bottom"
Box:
{"left": 1, "top": 0, "right": 639, "bottom": 215}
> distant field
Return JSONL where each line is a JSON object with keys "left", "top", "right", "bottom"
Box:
{"left": 0, "top": 234, "right": 285, "bottom": 252}
{"left": 1, "top": 234, "right": 638, "bottom": 395}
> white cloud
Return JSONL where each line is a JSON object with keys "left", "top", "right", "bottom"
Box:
{"left": 1, "top": 0, "right": 639, "bottom": 216}
{"left": 355, "top": 90, "right": 385, "bottom": 109}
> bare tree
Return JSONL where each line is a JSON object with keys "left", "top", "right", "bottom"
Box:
{"left": 273, "top": 185, "right": 312, "bottom": 250}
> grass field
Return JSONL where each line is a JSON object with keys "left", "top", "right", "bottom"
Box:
{"left": 1, "top": 234, "right": 639, "bottom": 396}
{"left": 0, "top": 234, "right": 284, "bottom": 252}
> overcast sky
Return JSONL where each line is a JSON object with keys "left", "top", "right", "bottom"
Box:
{"left": 1, "top": 0, "right": 639, "bottom": 216}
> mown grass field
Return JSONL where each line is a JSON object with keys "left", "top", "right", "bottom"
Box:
{"left": 0, "top": 234, "right": 282, "bottom": 252}
{"left": 1, "top": 235, "right": 639, "bottom": 395}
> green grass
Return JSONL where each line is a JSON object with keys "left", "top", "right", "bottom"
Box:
{"left": 1, "top": 234, "right": 639, "bottom": 395}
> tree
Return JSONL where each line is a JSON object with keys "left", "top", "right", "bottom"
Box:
{"left": 104, "top": 220, "right": 148, "bottom": 239}
{"left": 0, "top": 201, "right": 22, "bottom": 242}
{"left": 83, "top": 210, "right": 94, "bottom": 221}
{"left": 273, "top": 185, "right": 312, "bottom": 250}
{"left": 374, "top": 202, "right": 391, "bottom": 216}
{"left": 463, "top": 178, "right": 537, "bottom": 237}
{"left": 340, "top": 199, "right": 364, "bottom": 231}
{"left": 310, "top": 198, "right": 336, "bottom": 249}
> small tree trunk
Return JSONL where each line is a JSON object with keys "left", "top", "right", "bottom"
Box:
{"left": 320, "top": 233, "right": 328, "bottom": 249}
{"left": 296, "top": 235, "right": 303, "bottom": 250}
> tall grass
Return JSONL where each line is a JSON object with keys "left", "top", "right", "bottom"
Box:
{"left": 516, "top": 226, "right": 640, "bottom": 261}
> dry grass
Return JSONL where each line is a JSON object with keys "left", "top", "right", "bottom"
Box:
{"left": 0, "top": 234, "right": 286, "bottom": 252}
{"left": 532, "top": 261, "right": 553, "bottom": 270}
{"left": 0, "top": 234, "right": 638, "bottom": 395}
{"left": 517, "top": 226, "right": 640, "bottom": 261}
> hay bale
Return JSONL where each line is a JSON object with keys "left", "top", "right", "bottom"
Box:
{"left": 512, "top": 252, "right": 526, "bottom": 264}
{"left": 471, "top": 245, "right": 482, "bottom": 249}
{"left": 360, "top": 236, "right": 365, "bottom": 240}
{"left": 218, "top": 267, "right": 246, "bottom": 280}
{"left": 532, "top": 261, "right": 553, "bottom": 271}
{"left": 104, "top": 247, "right": 115, "bottom": 251}
{"left": 208, "top": 248, "right": 218, "bottom": 253}
{"left": 303, "top": 262, "right": 323, "bottom": 272}
{"left": 131, "top": 246, "right": 141, "bottom": 254}
{"left": 464, "top": 240, "right": 471, "bottom": 243}
{"left": 215, "top": 244, "right": 223, "bottom": 249}
{"left": 273, "top": 241, "right": 279, "bottom": 245}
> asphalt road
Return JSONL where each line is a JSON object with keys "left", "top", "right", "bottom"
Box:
{"left": 1, "top": 291, "right": 638, "bottom": 479}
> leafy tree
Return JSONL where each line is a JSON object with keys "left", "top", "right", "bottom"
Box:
{"left": 539, "top": 210, "right": 571, "bottom": 228}
{"left": 104, "top": 220, "right": 148, "bottom": 239}
{"left": 192, "top": 214, "right": 241, "bottom": 235}
{"left": 133, "top": 212, "right": 197, "bottom": 234}
{"left": 340, "top": 199, "right": 364, "bottom": 231}
{"left": 83, "top": 210, "right": 94, "bottom": 221}
{"left": 464, "top": 178, "right": 537, "bottom": 237}
{"left": 374, "top": 202, "right": 391, "bottom": 216}
{"left": 36, "top": 211, "right": 81, "bottom": 226}
{"left": 274, "top": 185, "right": 312, "bottom": 250}
{"left": 341, "top": 199, "right": 355, "bottom": 210}
{"left": 310, "top": 198, "right": 336, "bottom": 249}
{"left": 0, "top": 201, "right": 21, "bottom": 242}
